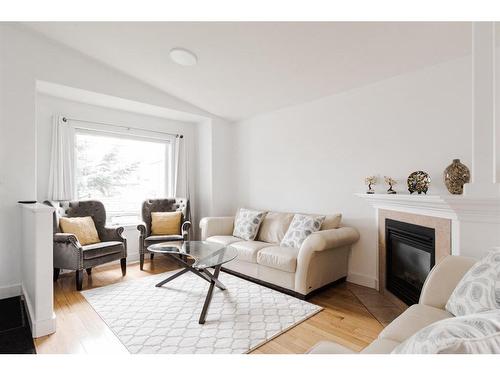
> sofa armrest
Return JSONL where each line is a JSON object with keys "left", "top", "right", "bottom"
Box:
{"left": 54, "top": 232, "right": 81, "bottom": 248}
{"left": 53, "top": 233, "right": 84, "bottom": 270}
{"left": 295, "top": 227, "right": 359, "bottom": 295}
{"left": 182, "top": 220, "right": 192, "bottom": 240}
{"left": 300, "top": 227, "right": 360, "bottom": 254}
{"left": 199, "top": 217, "right": 234, "bottom": 240}
{"left": 419, "top": 255, "right": 476, "bottom": 309}
{"left": 137, "top": 222, "right": 147, "bottom": 236}
{"left": 307, "top": 341, "right": 356, "bottom": 354}
{"left": 101, "top": 226, "right": 126, "bottom": 242}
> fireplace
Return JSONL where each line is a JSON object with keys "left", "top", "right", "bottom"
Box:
{"left": 385, "top": 219, "right": 435, "bottom": 306}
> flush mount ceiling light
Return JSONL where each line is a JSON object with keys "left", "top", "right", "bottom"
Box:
{"left": 169, "top": 47, "right": 198, "bottom": 66}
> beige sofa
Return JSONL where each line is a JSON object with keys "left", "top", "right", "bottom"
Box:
{"left": 308, "top": 255, "right": 476, "bottom": 353}
{"left": 199, "top": 212, "right": 360, "bottom": 298}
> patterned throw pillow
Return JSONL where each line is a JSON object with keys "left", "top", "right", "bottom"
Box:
{"left": 445, "top": 248, "right": 500, "bottom": 316}
{"left": 232, "top": 208, "right": 266, "bottom": 241}
{"left": 392, "top": 310, "right": 500, "bottom": 354}
{"left": 280, "top": 214, "right": 325, "bottom": 249}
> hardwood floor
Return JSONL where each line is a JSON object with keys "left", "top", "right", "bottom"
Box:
{"left": 35, "top": 257, "right": 403, "bottom": 354}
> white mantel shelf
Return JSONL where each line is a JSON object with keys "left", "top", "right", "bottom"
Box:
{"left": 356, "top": 192, "right": 500, "bottom": 258}
{"left": 355, "top": 193, "right": 500, "bottom": 223}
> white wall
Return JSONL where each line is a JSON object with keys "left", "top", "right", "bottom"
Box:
{"left": 0, "top": 24, "right": 232, "bottom": 297}
{"left": 0, "top": 22, "right": 480, "bottom": 295}
{"left": 233, "top": 57, "right": 472, "bottom": 288}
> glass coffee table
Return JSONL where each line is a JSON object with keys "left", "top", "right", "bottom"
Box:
{"left": 148, "top": 241, "right": 237, "bottom": 324}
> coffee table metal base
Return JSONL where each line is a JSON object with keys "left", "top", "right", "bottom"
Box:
{"left": 155, "top": 254, "right": 226, "bottom": 324}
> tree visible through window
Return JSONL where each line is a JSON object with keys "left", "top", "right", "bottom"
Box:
{"left": 75, "top": 131, "right": 170, "bottom": 224}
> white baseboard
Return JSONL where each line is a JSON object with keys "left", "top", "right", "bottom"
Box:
{"left": 347, "top": 272, "right": 379, "bottom": 290}
{"left": 22, "top": 285, "right": 56, "bottom": 338}
{"left": 0, "top": 283, "right": 22, "bottom": 299}
{"left": 126, "top": 253, "right": 140, "bottom": 262}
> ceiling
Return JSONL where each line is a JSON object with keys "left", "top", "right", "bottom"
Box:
{"left": 24, "top": 22, "right": 473, "bottom": 121}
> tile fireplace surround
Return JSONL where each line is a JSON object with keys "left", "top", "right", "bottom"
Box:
{"left": 357, "top": 193, "right": 500, "bottom": 303}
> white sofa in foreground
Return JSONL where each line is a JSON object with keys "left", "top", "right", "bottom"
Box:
{"left": 308, "top": 255, "right": 477, "bottom": 353}
{"left": 200, "top": 212, "right": 360, "bottom": 298}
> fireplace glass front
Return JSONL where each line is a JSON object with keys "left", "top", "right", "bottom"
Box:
{"left": 386, "top": 219, "right": 435, "bottom": 305}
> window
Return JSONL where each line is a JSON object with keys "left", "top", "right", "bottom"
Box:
{"left": 74, "top": 129, "right": 172, "bottom": 225}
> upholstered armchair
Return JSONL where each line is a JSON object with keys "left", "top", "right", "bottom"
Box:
{"left": 46, "top": 200, "right": 127, "bottom": 290}
{"left": 137, "top": 198, "right": 191, "bottom": 270}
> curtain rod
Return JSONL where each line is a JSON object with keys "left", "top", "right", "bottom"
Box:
{"left": 62, "top": 116, "right": 184, "bottom": 138}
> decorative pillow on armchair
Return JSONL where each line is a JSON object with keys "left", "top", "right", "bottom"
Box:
{"left": 392, "top": 310, "right": 500, "bottom": 354}
{"left": 232, "top": 208, "right": 266, "bottom": 241}
{"left": 280, "top": 214, "right": 325, "bottom": 249}
{"left": 445, "top": 248, "right": 500, "bottom": 316}
{"left": 59, "top": 216, "right": 100, "bottom": 246}
{"left": 151, "top": 211, "right": 182, "bottom": 235}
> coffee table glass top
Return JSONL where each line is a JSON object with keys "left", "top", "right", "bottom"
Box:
{"left": 147, "top": 241, "right": 237, "bottom": 269}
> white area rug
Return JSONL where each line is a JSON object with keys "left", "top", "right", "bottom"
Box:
{"left": 81, "top": 270, "right": 321, "bottom": 354}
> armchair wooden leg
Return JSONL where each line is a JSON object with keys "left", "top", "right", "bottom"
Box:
{"left": 86, "top": 268, "right": 92, "bottom": 275}
{"left": 76, "top": 270, "right": 83, "bottom": 291}
{"left": 150, "top": 253, "right": 154, "bottom": 260}
{"left": 121, "top": 258, "right": 127, "bottom": 276}
{"left": 53, "top": 268, "right": 60, "bottom": 282}
{"left": 140, "top": 254, "right": 145, "bottom": 270}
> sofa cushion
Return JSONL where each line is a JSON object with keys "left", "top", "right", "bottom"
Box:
{"left": 206, "top": 235, "right": 242, "bottom": 246}
{"left": 229, "top": 241, "right": 273, "bottom": 263}
{"left": 256, "top": 246, "right": 299, "bottom": 273}
{"left": 445, "top": 248, "right": 500, "bottom": 317}
{"left": 233, "top": 208, "right": 267, "bottom": 241}
{"left": 280, "top": 214, "right": 325, "bottom": 249}
{"left": 257, "top": 212, "right": 294, "bottom": 244}
{"left": 320, "top": 213, "right": 342, "bottom": 230}
{"left": 82, "top": 241, "right": 123, "bottom": 260}
{"left": 379, "top": 304, "right": 453, "bottom": 342}
{"left": 392, "top": 309, "right": 500, "bottom": 354}
{"left": 361, "top": 339, "right": 401, "bottom": 354}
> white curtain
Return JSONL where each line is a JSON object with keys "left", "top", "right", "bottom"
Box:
{"left": 172, "top": 135, "right": 181, "bottom": 197}
{"left": 48, "top": 115, "right": 75, "bottom": 201}
{"left": 172, "top": 135, "right": 190, "bottom": 200}
{"left": 172, "top": 135, "right": 192, "bottom": 234}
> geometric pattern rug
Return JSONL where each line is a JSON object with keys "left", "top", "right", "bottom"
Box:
{"left": 81, "top": 270, "right": 322, "bottom": 354}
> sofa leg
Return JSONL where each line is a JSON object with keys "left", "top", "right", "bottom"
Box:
{"left": 140, "top": 254, "right": 144, "bottom": 270}
{"left": 86, "top": 268, "right": 92, "bottom": 276}
{"left": 150, "top": 253, "right": 154, "bottom": 260}
{"left": 76, "top": 270, "right": 83, "bottom": 291}
{"left": 53, "top": 268, "right": 60, "bottom": 282}
{"left": 121, "top": 258, "right": 127, "bottom": 276}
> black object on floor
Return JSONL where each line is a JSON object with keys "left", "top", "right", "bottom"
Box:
{"left": 0, "top": 296, "right": 36, "bottom": 354}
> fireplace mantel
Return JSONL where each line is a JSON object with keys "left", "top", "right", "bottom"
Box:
{"left": 357, "top": 193, "right": 500, "bottom": 262}
{"left": 355, "top": 193, "right": 500, "bottom": 223}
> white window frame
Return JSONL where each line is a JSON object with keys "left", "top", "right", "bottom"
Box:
{"left": 69, "top": 120, "right": 175, "bottom": 223}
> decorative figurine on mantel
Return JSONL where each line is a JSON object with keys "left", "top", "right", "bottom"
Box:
{"left": 365, "top": 176, "right": 377, "bottom": 194}
{"left": 384, "top": 176, "right": 397, "bottom": 194}
{"left": 407, "top": 171, "right": 431, "bottom": 194}
{"left": 444, "top": 159, "right": 470, "bottom": 195}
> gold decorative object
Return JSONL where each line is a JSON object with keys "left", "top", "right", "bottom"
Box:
{"left": 384, "top": 176, "right": 397, "bottom": 194}
{"left": 365, "top": 176, "right": 377, "bottom": 194}
{"left": 444, "top": 159, "right": 470, "bottom": 195}
{"left": 407, "top": 171, "right": 431, "bottom": 194}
